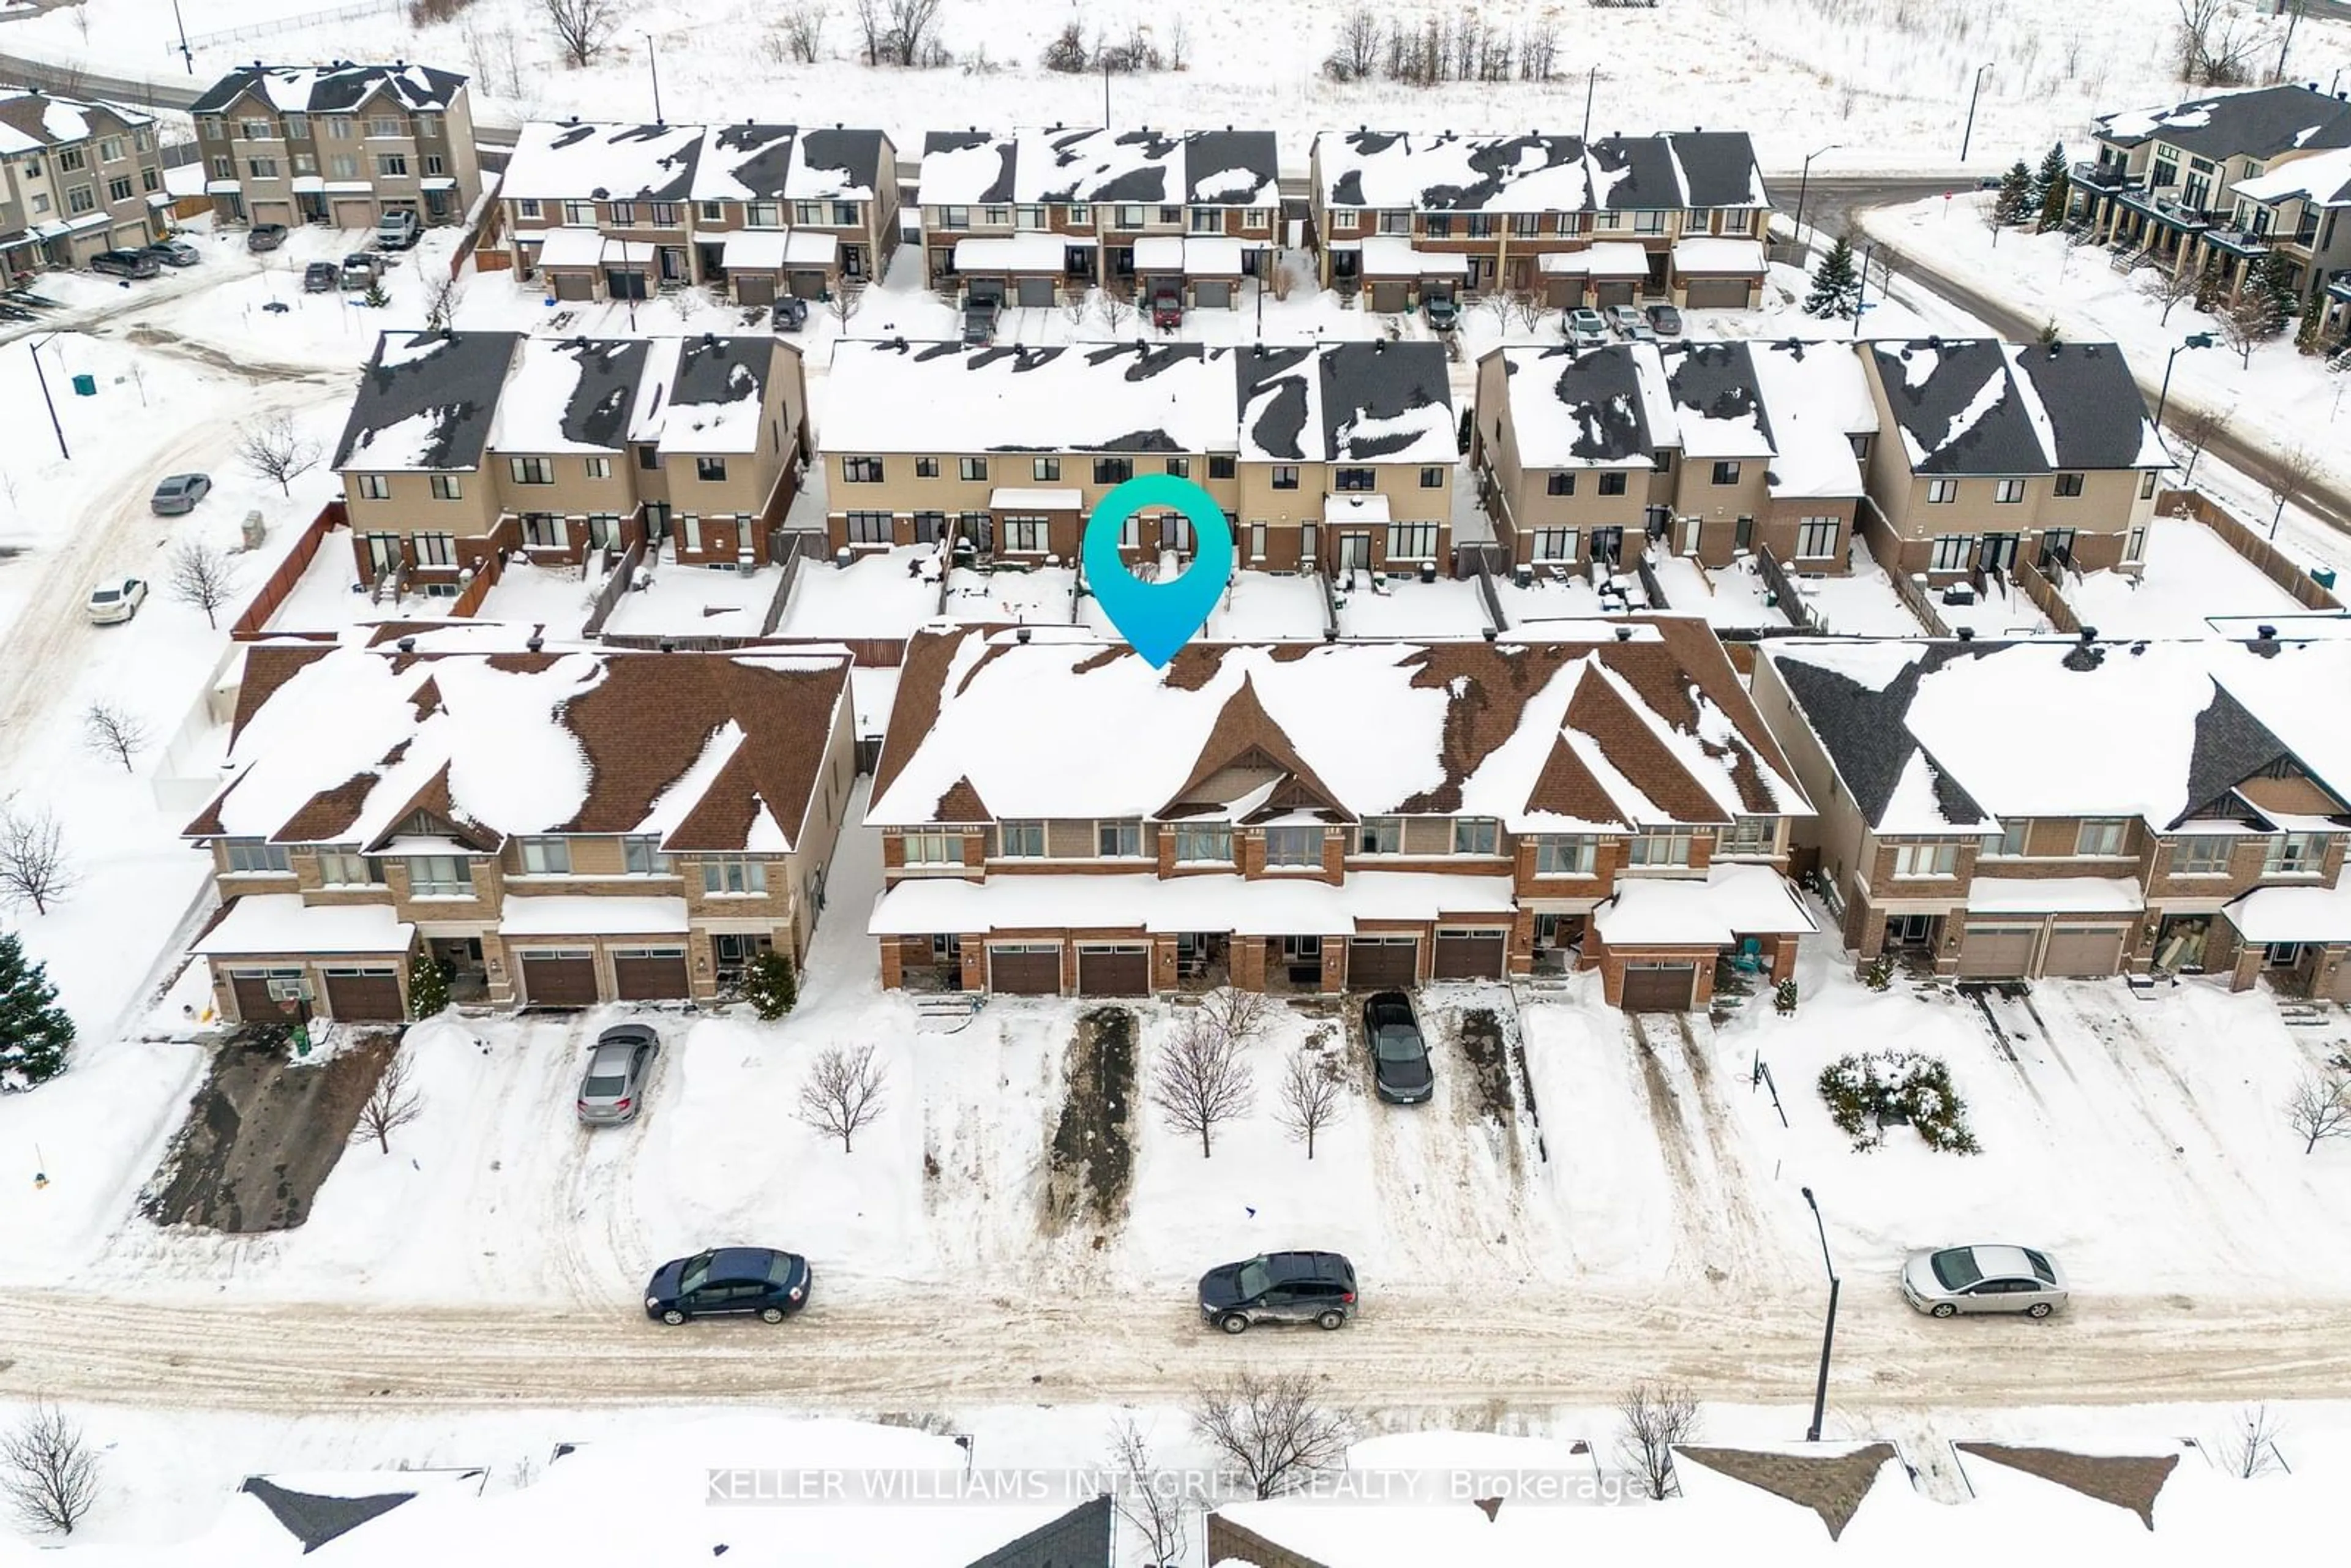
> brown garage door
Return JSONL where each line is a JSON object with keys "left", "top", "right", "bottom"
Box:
{"left": 1076, "top": 944, "right": 1150, "bottom": 996}
{"left": 228, "top": 968, "right": 302, "bottom": 1022}
{"left": 1594, "top": 279, "right": 1638, "bottom": 308}
{"left": 1432, "top": 929, "right": 1506, "bottom": 980}
{"left": 612, "top": 947, "right": 689, "bottom": 999}
{"left": 1370, "top": 279, "right": 1409, "bottom": 313}
{"left": 988, "top": 943, "right": 1062, "bottom": 996}
{"left": 2042, "top": 924, "right": 2128, "bottom": 977}
{"left": 323, "top": 967, "right": 403, "bottom": 1021}
{"left": 250, "top": 201, "right": 294, "bottom": 227}
{"left": 1621, "top": 961, "right": 1697, "bottom": 1011}
{"left": 1682, "top": 277, "right": 1752, "bottom": 309}
{"left": 520, "top": 949, "right": 599, "bottom": 1007}
{"left": 788, "top": 269, "right": 827, "bottom": 299}
{"left": 332, "top": 198, "right": 374, "bottom": 230}
{"left": 735, "top": 272, "right": 776, "bottom": 306}
{"left": 1958, "top": 924, "right": 2038, "bottom": 978}
{"left": 1347, "top": 937, "right": 1419, "bottom": 989}
{"left": 553, "top": 271, "right": 594, "bottom": 301}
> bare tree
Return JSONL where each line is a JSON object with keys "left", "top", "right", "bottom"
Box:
{"left": 2221, "top": 287, "right": 2280, "bottom": 367}
{"left": 352, "top": 1051, "right": 425, "bottom": 1153}
{"left": 2263, "top": 443, "right": 2322, "bottom": 538}
{"left": 80, "top": 701, "right": 149, "bottom": 773}
{"left": 1195, "top": 984, "right": 1272, "bottom": 1045}
{"left": 853, "top": 0, "right": 888, "bottom": 64}
{"left": 1106, "top": 1418, "right": 1187, "bottom": 1567}
{"left": 798, "top": 1043, "right": 889, "bottom": 1152}
{"left": 827, "top": 282, "right": 867, "bottom": 332}
{"left": 1, "top": 1401, "right": 99, "bottom": 1536}
{"left": 1096, "top": 287, "right": 1136, "bottom": 333}
{"left": 2176, "top": 0, "right": 2259, "bottom": 86}
{"left": 781, "top": 1, "right": 827, "bottom": 62}
{"left": 236, "top": 414, "right": 323, "bottom": 497}
{"left": 1511, "top": 290, "right": 1546, "bottom": 331}
{"left": 2286, "top": 1068, "right": 2351, "bottom": 1153}
{"left": 167, "top": 539, "right": 241, "bottom": 629}
{"left": 422, "top": 271, "right": 465, "bottom": 332}
{"left": 886, "top": 0, "right": 946, "bottom": 66}
{"left": 2225, "top": 1404, "right": 2285, "bottom": 1478}
{"left": 1151, "top": 1016, "right": 1254, "bottom": 1157}
{"left": 1615, "top": 1382, "right": 1700, "bottom": 1499}
{"left": 542, "top": 0, "right": 619, "bottom": 69}
{"left": 0, "top": 803, "right": 75, "bottom": 916}
{"left": 2138, "top": 263, "right": 2200, "bottom": 326}
{"left": 1167, "top": 14, "right": 1190, "bottom": 71}
{"left": 1275, "top": 1041, "right": 1345, "bottom": 1158}
{"left": 2169, "top": 402, "right": 2225, "bottom": 482}
{"left": 1190, "top": 1371, "right": 1355, "bottom": 1499}
{"left": 1059, "top": 288, "right": 1090, "bottom": 325}
{"left": 1327, "top": 6, "right": 1381, "bottom": 81}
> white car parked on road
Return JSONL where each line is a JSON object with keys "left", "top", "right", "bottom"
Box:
{"left": 86, "top": 577, "right": 148, "bottom": 625}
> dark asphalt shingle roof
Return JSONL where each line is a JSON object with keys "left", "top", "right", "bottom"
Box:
{"left": 796, "top": 126, "right": 888, "bottom": 197}
{"left": 556, "top": 339, "right": 650, "bottom": 450}
{"left": 191, "top": 63, "right": 467, "bottom": 116}
{"left": 2096, "top": 84, "right": 2351, "bottom": 159}
{"left": 923, "top": 130, "right": 1017, "bottom": 203}
{"left": 703, "top": 122, "right": 796, "bottom": 200}
{"left": 1524, "top": 344, "right": 1658, "bottom": 464}
{"left": 1183, "top": 129, "right": 1280, "bottom": 203}
{"left": 1868, "top": 340, "right": 2049, "bottom": 477}
{"left": 334, "top": 331, "right": 519, "bottom": 471}
{"left": 2006, "top": 342, "right": 2157, "bottom": 469}
{"left": 2178, "top": 684, "right": 2294, "bottom": 823}
{"left": 1318, "top": 340, "right": 1450, "bottom": 459}
{"left": 1661, "top": 340, "right": 1774, "bottom": 451}
{"left": 1773, "top": 646, "right": 1992, "bottom": 829}
{"left": 240, "top": 1477, "right": 418, "bottom": 1552}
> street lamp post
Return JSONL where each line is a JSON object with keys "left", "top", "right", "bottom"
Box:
{"left": 170, "top": 0, "right": 193, "bottom": 73}
{"left": 1851, "top": 241, "right": 1877, "bottom": 338}
{"left": 2154, "top": 331, "right": 2216, "bottom": 433}
{"left": 1959, "top": 64, "right": 1992, "bottom": 162}
{"left": 1581, "top": 66, "right": 1599, "bottom": 144}
{"left": 1792, "top": 143, "right": 1841, "bottom": 257}
{"left": 26, "top": 337, "right": 69, "bottom": 461}
{"left": 645, "top": 34, "right": 664, "bottom": 123}
{"left": 1800, "top": 1187, "right": 1839, "bottom": 1443}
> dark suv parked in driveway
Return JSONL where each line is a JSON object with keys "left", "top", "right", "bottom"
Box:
{"left": 91, "top": 249, "right": 160, "bottom": 279}
{"left": 1198, "top": 1250, "right": 1357, "bottom": 1334}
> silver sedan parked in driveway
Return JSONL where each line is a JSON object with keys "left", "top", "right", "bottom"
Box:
{"left": 1902, "top": 1244, "right": 2068, "bottom": 1318}
{"left": 577, "top": 1023, "right": 659, "bottom": 1125}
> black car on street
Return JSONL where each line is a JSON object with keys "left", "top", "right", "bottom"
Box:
{"left": 645, "top": 1247, "right": 812, "bottom": 1325}
{"left": 1198, "top": 1250, "right": 1358, "bottom": 1334}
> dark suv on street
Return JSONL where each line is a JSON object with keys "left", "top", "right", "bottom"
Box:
{"left": 1198, "top": 1250, "right": 1357, "bottom": 1334}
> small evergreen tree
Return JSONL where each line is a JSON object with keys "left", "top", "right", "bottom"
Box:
{"left": 1803, "top": 236, "right": 1861, "bottom": 318}
{"left": 2297, "top": 302, "right": 2325, "bottom": 354}
{"left": 743, "top": 948, "right": 799, "bottom": 1020}
{"left": 1992, "top": 160, "right": 2033, "bottom": 227}
{"left": 1773, "top": 977, "right": 1800, "bottom": 1015}
{"left": 2028, "top": 143, "right": 2067, "bottom": 216}
{"left": 407, "top": 948, "right": 449, "bottom": 1020}
{"left": 0, "top": 932, "right": 74, "bottom": 1089}
{"left": 2250, "top": 249, "right": 2299, "bottom": 331}
{"left": 2036, "top": 317, "right": 2061, "bottom": 345}
{"left": 2037, "top": 169, "right": 2071, "bottom": 233}
{"left": 362, "top": 278, "right": 390, "bottom": 309}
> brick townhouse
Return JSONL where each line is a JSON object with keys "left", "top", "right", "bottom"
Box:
{"left": 864, "top": 618, "right": 1813, "bottom": 1011}
{"left": 1753, "top": 632, "right": 2351, "bottom": 997}
{"left": 0, "top": 89, "right": 170, "bottom": 272}
{"left": 191, "top": 62, "right": 480, "bottom": 230}
{"left": 187, "top": 637, "right": 855, "bottom": 1021}
{"left": 332, "top": 329, "right": 811, "bottom": 591}
{"left": 820, "top": 337, "right": 1455, "bottom": 577}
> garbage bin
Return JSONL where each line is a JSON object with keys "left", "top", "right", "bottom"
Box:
{"left": 70, "top": 372, "right": 96, "bottom": 396}
{"left": 2313, "top": 564, "right": 2338, "bottom": 590}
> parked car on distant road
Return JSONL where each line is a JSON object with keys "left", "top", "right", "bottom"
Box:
{"left": 1363, "top": 989, "right": 1433, "bottom": 1105}
{"left": 375, "top": 209, "right": 421, "bottom": 250}
{"left": 144, "top": 238, "right": 201, "bottom": 268}
{"left": 150, "top": 473, "right": 212, "bottom": 516}
{"left": 247, "top": 223, "right": 289, "bottom": 253}
{"left": 644, "top": 1247, "right": 811, "bottom": 1325}
{"left": 1646, "top": 303, "right": 1684, "bottom": 337}
{"left": 1566, "top": 307, "right": 1607, "bottom": 347}
{"left": 86, "top": 577, "right": 148, "bottom": 625}
{"left": 1902, "top": 1244, "right": 2068, "bottom": 1319}
{"left": 302, "top": 261, "right": 339, "bottom": 293}
{"left": 91, "top": 249, "right": 159, "bottom": 279}
{"left": 577, "top": 1023, "right": 659, "bottom": 1125}
{"left": 1198, "top": 1250, "right": 1358, "bottom": 1334}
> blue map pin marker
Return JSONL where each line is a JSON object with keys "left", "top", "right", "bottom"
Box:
{"left": 1081, "top": 473, "right": 1234, "bottom": 668}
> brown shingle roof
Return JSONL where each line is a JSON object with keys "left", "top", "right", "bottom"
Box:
{"left": 1523, "top": 734, "right": 1629, "bottom": 826}
{"left": 1561, "top": 663, "right": 1731, "bottom": 825}
{"left": 1160, "top": 673, "right": 1351, "bottom": 819}
{"left": 1954, "top": 1444, "right": 2181, "bottom": 1530}
{"left": 1675, "top": 1443, "right": 1900, "bottom": 1540}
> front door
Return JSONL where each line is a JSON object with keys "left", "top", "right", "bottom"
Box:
{"left": 362, "top": 533, "right": 402, "bottom": 577}
{"left": 1978, "top": 533, "right": 2019, "bottom": 571}
{"left": 1888, "top": 913, "right": 1934, "bottom": 948}
{"left": 711, "top": 931, "right": 771, "bottom": 987}
{"left": 1338, "top": 532, "right": 1371, "bottom": 572}
{"left": 2037, "top": 528, "right": 2075, "bottom": 569}
{"left": 1592, "top": 527, "right": 1624, "bottom": 565}
{"left": 1300, "top": 523, "right": 1319, "bottom": 568}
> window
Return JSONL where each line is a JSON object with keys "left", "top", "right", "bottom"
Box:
{"left": 1927, "top": 479, "right": 1959, "bottom": 504}
{"left": 428, "top": 474, "right": 463, "bottom": 501}
{"left": 1190, "top": 207, "right": 1223, "bottom": 234}
{"left": 2124, "top": 525, "right": 2148, "bottom": 564}
{"left": 2140, "top": 470, "right": 2159, "bottom": 500}
{"left": 1720, "top": 817, "right": 1776, "bottom": 855}
{"left": 1597, "top": 472, "right": 1628, "bottom": 497}
{"left": 748, "top": 203, "right": 781, "bottom": 228}
{"left": 1535, "top": 836, "right": 1597, "bottom": 876}
{"left": 414, "top": 533, "right": 455, "bottom": 566}
{"left": 366, "top": 116, "right": 402, "bottom": 138}
{"left": 331, "top": 154, "right": 361, "bottom": 179}
{"left": 1980, "top": 821, "right": 2028, "bottom": 857}
{"left": 1097, "top": 820, "right": 1143, "bottom": 858}
{"left": 912, "top": 511, "right": 948, "bottom": 543}
{"left": 376, "top": 153, "right": 408, "bottom": 178}
{"left": 2172, "top": 836, "right": 2232, "bottom": 875}
{"left": 326, "top": 116, "right": 354, "bottom": 140}
{"left": 1929, "top": 535, "right": 1973, "bottom": 572}
{"left": 844, "top": 511, "right": 893, "bottom": 544}
{"left": 1157, "top": 206, "right": 1182, "bottom": 225}
{"left": 354, "top": 474, "right": 389, "bottom": 501}
{"left": 96, "top": 135, "right": 119, "bottom": 162}
{"left": 959, "top": 457, "right": 988, "bottom": 481}
{"left": 1249, "top": 521, "right": 1266, "bottom": 559}
{"left": 1711, "top": 460, "right": 1741, "bottom": 486}
{"left": 1635, "top": 210, "right": 1665, "bottom": 233}
{"left": 1272, "top": 465, "right": 1299, "bottom": 490}
{"left": 901, "top": 830, "right": 962, "bottom": 866}
{"left": 1993, "top": 478, "right": 2025, "bottom": 503}
{"left": 1033, "top": 456, "right": 1060, "bottom": 482}
{"left": 108, "top": 176, "right": 133, "bottom": 202}
{"left": 1507, "top": 212, "right": 1539, "bottom": 237}
{"left": 699, "top": 200, "right": 724, "bottom": 222}
{"left": 1467, "top": 214, "right": 1494, "bottom": 238}
{"left": 702, "top": 856, "right": 768, "bottom": 894}
{"left": 1892, "top": 841, "right": 1960, "bottom": 878}
{"left": 1452, "top": 817, "right": 1499, "bottom": 855}
{"left": 1425, "top": 214, "right": 1452, "bottom": 238}
{"left": 197, "top": 115, "right": 223, "bottom": 138}
{"left": 648, "top": 201, "right": 677, "bottom": 225}
{"left": 1358, "top": 817, "right": 1402, "bottom": 855}
{"left": 244, "top": 157, "right": 278, "bottom": 179}
{"left": 2265, "top": 832, "right": 2328, "bottom": 876}
{"left": 583, "top": 456, "right": 611, "bottom": 480}
{"left": 1531, "top": 527, "right": 1578, "bottom": 562}
{"left": 292, "top": 152, "right": 316, "bottom": 174}
{"left": 236, "top": 120, "right": 270, "bottom": 143}
{"left": 2075, "top": 819, "right": 2128, "bottom": 857}
{"left": 608, "top": 201, "right": 635, "bottom": 225}
{"left": 1554, "top": 212, "right": 1584, "bottom": 235}
{"left": 1387, "top": 522, "right": 1438, "bottom": 560}
{"left": 1625, "top": 831, "right": 1694, "bottom": 867}
{"left": 1378, "top": 209, "right": 1411, "bottom": 234}
{"left": 913, "top": 456, "right": 939, "bottom": 478}
{"left": 1209, "top": 454, "right": 1236, "bottom": 480}
{"left": 1547, "top": 473, "right": 1576, "bottom": 497}
{"left": 1333, "top": 467, "right": 1374, "bottom": 492}
{"left": 1093, "top": 457, "right": 1133, "bottom": 484}
{"left": 1796, "top": 517, "right": 1839, "bottom": 558}
{"left": 1164, "top": 457, "right": 1190, "bottom": 478}
{"left": 1014, "top": 204, "right": 1044, "bottom": 230}
{"left": 224, "top": 838, "right": 290, "bottom": 873}
{"left": 407, "top": 855, "right": 473, "bottom": 896}
{"left": 696, "top": 456, "right": 728, "bottom": 482}
{"left": 316, "top": 847, "right": 379, "bottom": 886}
{"left": 2053, "top": 472, "right": 2085, "bottom": 497}
{"left": 1000, "top": 517, "right": 1048, "bottom": 552}
{"left": 793, "top": 201, "right": 823, "bottom": 225}
{"left": 209, "top": 156, "right": 231, "bottom": 178}
{"left": 1174, "top": 824, "right": 1232, "bottom": 863}
{"left": 981, "top": 206, "right": 1009, "bottom": 227}
{"left": 842, "top": 456, "right": 885, "bottom": 482}
{"left": 1264, "top": 827, "right": 1322, "bottom": 866}
{"left": 997, "top": 820, "right": 1046, "bottom": 858}
{"left": 522, "top": 514, "right": 568, "bottom": 548}
{"left": 517, "top": 836, "right": 571, "bottom": 874}
{"left": 1068, "top": 203, "right": 1092, "bottom": 225}
{"left": 509, "top": 456, "right": 553, "bottom": 485}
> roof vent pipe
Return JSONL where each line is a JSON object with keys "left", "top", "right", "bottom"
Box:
{"left": 1957, "top": 626, "right": 1976, "bottom": 641}
{"left": 1016, "top": 626, "right": 1032, "bottom": 643}
{"left": 2078, "top": 626, "right": 2097, "bottom": 642}
{"left": 1481, "top": 626, "right": 1498, "bottom": 642}
{"left": 397, "top": 636, "right": 416, "bottom": 652}
{"left": 1613, "top": 626, "right": 1634, "bottom": 641}
{"left": 2257, "top": 624, "right": 2278, "bottom": 640}
{"left": 526, "top": 634, "right": 544, "bottom": 652}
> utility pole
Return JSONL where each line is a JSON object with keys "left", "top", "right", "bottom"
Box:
{"left": 1581, "top": 67, "right": 1597, "bottom": 144}
{"left": 1851, "top": 241, "right": 1877, "bottom": 338}
{"left": 170, "top": 0, "right": 193, "bottom": 73}
{"left": 1960, "top": 63, "right": 1991, "bottom": 162}
{"left": 27, "top": 337, "right": 69, "bottom": 461}
{"left": 645, "top": 34, "right": 663, "bottom": 123}
{"left": 1801, "top": 1188, "right": 1839, "bottom": 1443}
{"left": 1103, "top": 60, "right": 1111, "bottom": 129}
{"left": 2277, "top": 0, "right": 2304, "bottom": 87}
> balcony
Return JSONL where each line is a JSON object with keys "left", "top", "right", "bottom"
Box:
{"left": 2071, "top": 161, "right": 2139, "bottom": 192}
{"left": 2202, "top": 225, "right": 2271, "bottom": 258}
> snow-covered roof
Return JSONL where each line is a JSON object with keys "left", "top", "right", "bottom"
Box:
{"left": 634, "top": 335, "right": 776, "bottom": 456}
{"left": 1965, "top": 877, "right": 2145, "bottom": 913}
{"left": 918, "top": 125, "right": 1279, "bottom": 207}
{"left": 1746, "top": 340, "right": 1877, "bottom": 500}
{"left": 2233, "top": 143, "right": 2351, "bottom": 208}
{"left": 1658, "top": 341, "right": 1774, "bottom": 460}
{"left": 2222, "top": 878, "right": 2351, "bottom": 941}
{"left": 870, "top": 869, "right": 1514, "bottom": 936}
{"left": 1865, "top": 339, "right": 2162, "bottom": 476}
{"left": 187, "top": 646, "right": 850, "bottom": 855}
{"left": 0, "top": 89, "right": 150, "bottom": 154}
{"left": 1487, "top": 343, "right": 1671, "bottom": 470}
{"left": 952, "top": 231, "right": 1072, "bottom": 271}
{"left": 1764, "top": 636, "right": 2351, "bottom": 834}
{"left": 1313, "top": 129, "right": 1768, "bottom": 212}
{"left": 1357, "top": 234, "right": 1471, "bottom": 276}
{"left": 1592, "top": 863, "right": 1817, "bottom": 945}
{"left": 1237, "top": 340, "right": 1455, "bottom": 464}
{"left": 502, "top": 120, "right": 702, "bottom": 203}
{"left": 2095, "top": 83, "right": 2351, "bottom": 160}
{"left": 721, "top": 228, "right": 791, "bottom": 269}
{"left": 190, "top": 62, "right": 467, "bottom": 116}
{"left": 486, "top": 337, "right": 649, "bottom": 456}
{"left": 869, "top": 623, "right": 1807, "bottom": 831}
{"left": 192, "top": 895, "right": 414, "bottom": 956}
{"left": 335, "top": 331, "right": 520, "bottom": 473}
{"left": 1671, "top": 236, "right": 1766, "bottom": 275}
{"left": 1581, "top": 241, "right": 1652, "bottom": 277}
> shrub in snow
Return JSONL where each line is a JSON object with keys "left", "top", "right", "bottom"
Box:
{"left": 742, "top": 949, "right": 798, "bottom": 1019}
{"left": 1773, "top": 977, "right": 1799, "bottom": 1014}
{"left": 1862, "top": 953, "right": 1894, "bottom": 991}
{"left": 1817, "top": 1049, "right": 1979, "bottom": 1154}
{"left": 407, "top": 950, "right": 449, "bottom": 1021}
{"left": 0, "top": 932, "right": 74, "bottom": 1090}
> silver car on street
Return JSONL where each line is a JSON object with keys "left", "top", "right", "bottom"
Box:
{"left": 1902, "top": 1244, "right": 2068, "bottom": 1319}
{"left": 577, "top": 1023, "right": 659, "bottom": 1125}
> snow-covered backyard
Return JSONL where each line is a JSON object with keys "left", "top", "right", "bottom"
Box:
{"left": 2066, "top": 516, "right": 2313, "bottom": 638}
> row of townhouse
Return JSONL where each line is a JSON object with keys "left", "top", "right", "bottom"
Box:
{"left": 819, "top": 337, "right": 1459, "bottom": 577}
{"left": 2072, "top": 83, "right": 2351, "bottom": 334}
{"left": 1308, "top": 127, "right": 1772, "bottom": 310}
{"left": 187, "top": 637, "right": 857, "bottom": 1022}
{"left": 192, "top": 62, "right": 482, "bottom": 230}
{"left": 1752, "top": 632, "right": 2351, "bottom": 1000}
{"left": 495, "top": 118, "right": 900, "bottom": 305}
{"left": 333, "top": 329, "right": 811, "bottom": 590}
{"left": 0, "top": 89, "right": 171, "bottom": 273}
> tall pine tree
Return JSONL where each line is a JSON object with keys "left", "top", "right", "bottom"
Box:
{"left": 1804, "top": 235, "right": 1861, "bottom": 318}
{"left": 2028, "top": 143, "right": 2068, "bottom": 214}
{"left": 0, "top": 931, "right": 74, "bottom": 1090}
{"left": 2249, "top": 249, "right": 2300, "bottom": 331}
{"left": 1993, "top": 160, "right": 2034, "bottom": 227}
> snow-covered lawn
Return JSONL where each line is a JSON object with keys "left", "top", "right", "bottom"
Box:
{"left": 773, "top": 545, "right": 940, "bottom": 639}
{"left": 2066, "top": 517, "right": 2312, "bottom": 638}
{"left": 942, "top": 563, "right": 1075, "bottom": 625}
{"left": 1333, "top": 574, "right": 1493, "bottom": 637}
{"left": 1792, "top": 539, "right": 1938, "bottom": 636}
{"left": 1205, "top": 569, "right": 1327, "bottom": 639}
{"left": 599, "top": 560, "right": 784, "bottom": 640}
{"left": 1933, "top": 573, "right": 2053, "bottom": 637}
{"left": 468, "top": 558, "right": 606, "bottom": 636}
{"left": 1648, "top": 554, "right": 1790, "bottom": 631}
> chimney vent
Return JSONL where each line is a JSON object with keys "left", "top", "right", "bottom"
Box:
{"left": 1482, "top": 626, "right": 1498, "bottom": 642}
{"left": 397, "top": 636, "right": 416, "bottom": 653}
{"left": 1956, "top": 626, "right": 1975, "bottom": 641}
{"left": 1016, "top": 626, "right": 1032, "bottom": 643}
{"left": 2257, "top": 623, "right": 2278, "bottom": 640}
{"left": 2079, "top": 626, "right": 2097, "bottom": 643}
{"left": 1614, "top": 626, "right": 1634, "bottom": 641}
{"left": 526, "top": 634, "right": 544, "bottom": 652}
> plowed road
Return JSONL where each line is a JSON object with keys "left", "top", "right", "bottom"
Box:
{"left": 3, "top": 1287, "right": 2343, "bottom": 1414}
